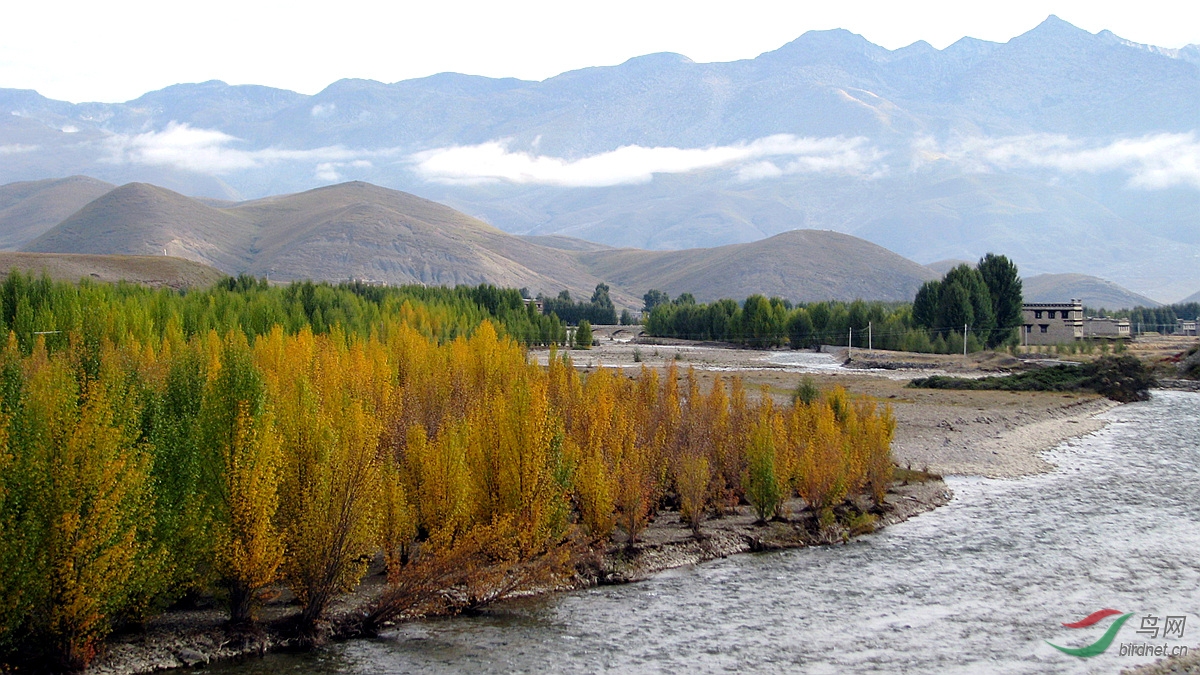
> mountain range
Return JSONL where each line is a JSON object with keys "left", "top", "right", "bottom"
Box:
{"left": 2, "top": 16, "right": 1197, "bottom": 301}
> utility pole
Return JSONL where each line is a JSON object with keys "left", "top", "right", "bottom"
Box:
{"left": 868, "top": 321, "right": 872, "bottom": 351}
{"left": 964, "top": 324, "right": 968, "bottom": 357}
{"left": 848, "top": 326, "right": 853, "bottom": 359}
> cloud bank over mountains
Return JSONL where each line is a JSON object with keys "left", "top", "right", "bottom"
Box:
{"left": 410, "top": 135, "right": 885, "bottom": 187}
{"left": 97, "top": 122, "right": 1200, "bottom": 195}
{"left": 101, "top": 123, "right": 390, "bottom": 177}
{"left": 922, "top": 133, "right": 1200, "bottom": 190}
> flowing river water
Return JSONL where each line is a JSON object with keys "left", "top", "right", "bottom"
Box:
{"left": 219, "top": 391, "right": 1200, "bottom": 674}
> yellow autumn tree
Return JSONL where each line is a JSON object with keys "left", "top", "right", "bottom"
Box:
{"left": 796, "top": 400, "right": 847, "bottom": 515}
{"left": 200, "top": 330, "right": 283, "bottom": 625}
{"left": 265, "top": 331, "right": 391, "bottom": 637}
{"left": 18, "top": 339, "right": 153, "bottom": 669}
{"left": 569, "top": 366, "right": 618, "bottom": 539}
{"left": 857, "top": 398, "right": 896, "bottom": 505}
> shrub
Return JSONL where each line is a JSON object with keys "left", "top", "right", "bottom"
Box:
{"left": 1081, "top": 355, "right": 1156, "bottom": 402}
{"left": 792, "top": 376, "right": 819, "bottom": 406}
{"left": 909, "top": 355, "right": 1156, "bottom": 402}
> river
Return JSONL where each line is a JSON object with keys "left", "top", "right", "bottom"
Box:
{"left": 218, "top": 391, "right": 1200, "bottom": 674}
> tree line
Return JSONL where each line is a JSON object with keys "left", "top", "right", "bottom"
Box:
{"left": 0, "top": 272, "right": 567, "bottom": 351}
{"left": 0, "top": 273, "right": 896, "bottom": 670}
{"left": 538, "top": 284, "right": 618, "bottom": 326}
{"left": 642, "top": 254, "right": 1024, "bottom": 354}
{"left": 1094, "top": 302, "right": 1200, "bottom": 334}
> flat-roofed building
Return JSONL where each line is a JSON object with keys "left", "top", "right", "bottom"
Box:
{"left": 1022, "top": 300, "right": 1083, "bottom": 346}
{"left": 1083, "top": 316, "right": 1131, "bottom": 339}
{"left": 1179, "top": 319, "right": 1198, "bottom": 336}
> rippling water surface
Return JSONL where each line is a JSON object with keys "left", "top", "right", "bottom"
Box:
{"left": 221, "top": 392, "right": 1200, "bottom": 674}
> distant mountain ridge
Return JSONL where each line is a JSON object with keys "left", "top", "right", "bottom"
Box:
{"left": 2, "top": 16, "right": 1198, "bottom": 301}
{"left": 14, "top": 180, "right": 937, "bottom": 306}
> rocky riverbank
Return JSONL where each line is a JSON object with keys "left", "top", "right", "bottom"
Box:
{"left": 584, "top": 478, "right": 950, "bottom": 585}
{"left": 86, "top": 475, "right": 950, "bottom": 675}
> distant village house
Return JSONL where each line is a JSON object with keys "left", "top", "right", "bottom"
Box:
{"left": 524, "top": 297, "right": 545, "bottom": 314}
{"left": 1022, "top": 300, "right": 1134, "bottom": 345}
{"left": 1021, "top": 300, "right": 1083, "bottom": 346}
{"left": 1083, "top": 316, "right": 1131, "bottom": 339}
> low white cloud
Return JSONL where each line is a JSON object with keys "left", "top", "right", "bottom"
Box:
{"left": 103, "top": 122, "right": 392, "bottom": 175}
{"left": 315, "top": 159, "right": 373, "bottom": 182}
{"left": 410, "top": 135, "right": 885, "bottom": 187}
{"left": 315, "top": 163, "right": 340, "bottom": 181}
{"left": 60, "top": 125, "right": 78, "bottom": 133}
{"left": 918, "top": 133, "right": 1200, "bottom": 190}
{"left": 0, "top": 144, "right": 37, "bottom": 155}
{"left": 311, "top": 103, "right": 336, "bottom": 118}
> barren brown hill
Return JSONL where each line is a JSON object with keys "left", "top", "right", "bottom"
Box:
{"left": 0, "top": 252, "right": 224, "bottom": 288}
{"left": 24, "top": 183, "right": 254, "bottom": 271}
{"left": 25, "top": 181, "right": 638, "bottom": 306}
{"left": 227, "top": 182, "right": 637, "bottom": 305}
{"left": 0, "top": 176, "right": 114, "bottom": 249}
{"left": 1022, "top": 273, "right": 1161, "bottom": 309}
{"left": 575, "top": 230, "right": 940, "bottom": 304}
{"left": 519, "top": 235, "right": 617, "bottom": 252}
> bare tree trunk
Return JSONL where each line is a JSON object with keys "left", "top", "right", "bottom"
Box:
{"left": 227, "top": 581, "right": 255, "bottom": 626}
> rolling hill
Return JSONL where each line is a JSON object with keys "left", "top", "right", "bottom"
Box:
{"left": 22, "top": 180, "right": 939, "bottom": 307}
{"left": 577, "top": 230, "right": 939, "bottom": 303}
{"left": 230, "top": 182, "right": 630, "bottom": 304}
{"left": 0, "top": 176, "right": 114, "bottom": 249}
{"left": 1022, "top": 273, "right": 1161, "bottom": 309}
{"left": 25, "top": 182, "right": 255, "bottom": 271}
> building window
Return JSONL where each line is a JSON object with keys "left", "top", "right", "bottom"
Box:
{"left": 1025, "top": 325, "right": 1032, "bottom": 333}
{"left": 1039, "top": 325, "right": 1049, "bottom": 333}
{"left": 1034, "top": 310, "right": 1043, "bottom": 319}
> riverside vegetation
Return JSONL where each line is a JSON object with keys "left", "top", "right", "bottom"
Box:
{"left": 0, "top": 273, "right": 896, "bottom": 671}
{"left": 909, "top": 355, "right": 1157, "bottom": 403}
{"left": 643, "top": 254, "right": 1025, "bottom": 354}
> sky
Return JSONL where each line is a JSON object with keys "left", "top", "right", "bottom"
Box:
{"left": 2, "top": 0, "right": 1198, "bottom": 103}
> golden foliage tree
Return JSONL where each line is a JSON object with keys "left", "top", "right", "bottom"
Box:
{"left": 10, "top": 339, "right": 154, "bottom": 669}
{"left": 200, "top": 331, "right": 283, "bottom": 625}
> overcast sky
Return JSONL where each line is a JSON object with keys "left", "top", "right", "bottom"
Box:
{"left": 2, "top": 0, "right": 1197, "bottom": 103}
